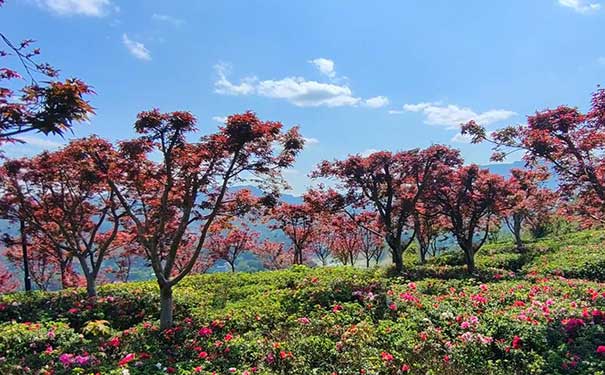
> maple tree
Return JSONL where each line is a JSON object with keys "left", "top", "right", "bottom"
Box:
{"left": 504, "top": 167, "right": 558, "bottom": 250}
{"left": 355, "top": 212, "right": 385, "bottom": 268}
{"left": 91, "top": 110, "right": 303, "bottom": 328}
{"left": 268, "top": 200, "right": 317, "bottom": 265}
{"left": 3, "top": 235, "right": 58, "bottom": 291}
{"left": 207, "top": 223, "right": 259, "bottom": 272}
{"left": 0, "top": 261, "right": 17, "bottom": 293}
{"left": 1, "top": 137, "right": 124, "bottom": 297}
{"left": 253, "top": 240, "right": 290, "bottom": 270}
{"left": 0, "top": 28, "right": 93, "bottom": 146}
{"left": 413, "top": 202, "right": 449, "bottom": 263}
{"left": 313, "top": 145, "right": 462, "bottom": 273}
{"left": 332, "top": 214, "right": 362, "bottom": 266}
{"left": 429, "top": 165, "right": 511, "bottom": 273}
{"left": 461, "top": 88, "right": 605, "bottom": 225}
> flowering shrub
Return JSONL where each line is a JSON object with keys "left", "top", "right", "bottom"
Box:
{"left": 1, "top": 232, "right": 605, "bottom": 374}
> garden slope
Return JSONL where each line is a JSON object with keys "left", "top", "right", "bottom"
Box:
{"left": 1, "top": 231, "right": 605, "bottom": 374}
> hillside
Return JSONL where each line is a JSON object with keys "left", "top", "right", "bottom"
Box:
{"left": 1, "top": 230, "right": 605, "bottom": 374}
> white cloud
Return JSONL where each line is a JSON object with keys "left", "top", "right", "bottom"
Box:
{"left": 152, "top": 13, "right": 185, "bottom": 26}
{"left": 212, "top": 116, "right": 227, "bottom": 123}
{"left": 558, "top": 0, "right": 601, "bottom": 13}
{"left": 35, "top": 0, "right": 113, "bottom": 16}
{"left": 303, "top": 137, "right": 319, "bottom": 145}
{"left": 397, "top": 102, "right": 516, "bottom": 129}
{"left": 213, "top": 62, "right": 385, "bottom": 108}
{"left": 309, "top": 58, "right": 336, "bottom": 78}
{"left": 214, "top": 63, "right": 256, "bottom": 95}
{"left": 450, "top": 133, "right": 473, "bottom": 144}
{"left": 256, "top": 77, "right": 360, "bottom": 107}
{"left": 360, "top": 148, "right": 379, "bottom": 157}
{"left": 19, "top": 136, "right": 65, "bottom": 149}
{"left": 363, "top": 96, "right": 390, "bottom": 108}
{"left": 122, "top": 34, "right": 151, "bottom": 61}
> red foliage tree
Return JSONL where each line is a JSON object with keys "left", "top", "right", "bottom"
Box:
{"left": 268, "top": 200, "right": 317, "bottom": 265}
{"left": 0, "top": 29, "right": 93, "bottom": 145}
{"left": 413, "top": 202, "right": 449, "bottom": 263}
{"left": 355, "top": 212, "right": 385, "bottom": 268}
{"left": 430, "top": 165, "right": 511, "bottom": 273}
{"left": 253, "top": 240, "right": 290, "bottom": 270}
{"left": 313, "top": 145, "right": 462, "bottom": 273}
{"left": 1, "top": 137, "right": 124, "bottom": 297}
{"left": 92, "top": 110, "right": 303, "bottom": 328}
{"left": 332, "top": 214, "right": 362, "bottom": 266}
{"left": 207, "top": 223, "right": 259, "bottom": 272}
{"left": 505, "top": 168, "right": 558, "bottom": 249}
{"left": 0, "top": 261, "right": 17, "bottom": 293}
{"left": 4, "top": 236, "right": 58, "bottom": 291}
{"left": 461, "top": 88, "right": 605, "bottom": 225}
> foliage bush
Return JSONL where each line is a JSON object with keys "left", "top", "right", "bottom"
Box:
{"left": 2, "top": 232, "right": 605, "bottom": 373}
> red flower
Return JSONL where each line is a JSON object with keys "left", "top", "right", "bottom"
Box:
{"left": 198, "top": 351, "right": 208, "bottom": 359}
{"left": 401, "top": 364, "right": 410, "bottom": 372}
{"left": 512, "top": 336, "right": 522, "bottom": 349}
{"left": 118, "top": 353, "right": 135, "bottom": 367}
{"left": 597, "top": 345, "right": 605, "bottom": 355}
{"left": 380, "top": 352, "right": 393, "bottom": 361}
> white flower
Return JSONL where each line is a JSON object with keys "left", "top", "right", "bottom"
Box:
{"left": 122, "top": 369, "right": 130, "bottom": 375}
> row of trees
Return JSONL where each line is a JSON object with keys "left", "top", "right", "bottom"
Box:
{"left": 3, "top": 0, "right": 605, "bottom": 327}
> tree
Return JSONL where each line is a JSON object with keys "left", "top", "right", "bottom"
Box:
{"left": 253, "top": 240, "right": 289, "bottom": 270}
{"left": 0, "top": 261, "right": 17, "bottom": 293}
{"left": 93, "top": 110, "right": 303, "bottom": 329}
{"left": 0, "top": 27, "right": 93, "bottom": 145}
{"left": 505, "top": 167, "right": 557, "bottom": 250}
{"left": 4, "top": 236, "right": 58, "bottom": 291}
{"left": 355, "top": 212, "right": 385, "bottom": 268}
{"left": 0, "top": 190, "right": 33, "bottom": 291}
{"left": 461, "top": 88, "right": 605, "bottom": 225}
{"left": 269, "top": 200, "right": 317, "bottom": 265}
{"left": 207, "top": 224, "right": 259, "bottom": 272}
{"left": 313, "top": 145, "right": 462, "bottom": 273}
{"left": 1, "top": 137, "right": 124, "bottom": 297}
{"left": 332, "top": 214, "right": 362, "bottom": 266}
{"left": 307, "top": 214, "right": 337, "bottom": 266}
{"left": 413, "top": 202, "right": 449, "bottom": 263}
{"left": 430, "top": 165, "right": 511, "bottom": 273}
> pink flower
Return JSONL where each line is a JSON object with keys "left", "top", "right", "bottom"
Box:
{"left": 118, "top": 353, "right": 136, "bottom": 367}
{"left": 74, "top": 354, "right": 90, "bottom": 366}
{"left": 388, "top": 303, "right": 397, "bottom": 311}
{"left": 401, "top": 364, "right": 410, "bottom": 372}
{"left": 298, "top": 317, "right": 311, "bottom": 324}
{"left": 597, "top": 345, "right": 605, "bottom": 355}
{"left": 332, "top": 304, "right": 343, "bottom": 313}
{"left": 198, "top": 327, "right": 213, "bottom": 337}
{"left": 59, "top": 353, "right": 74, "bottom": 366}
{"left": 380, "top": 351, "right": 393, "bottom": 361}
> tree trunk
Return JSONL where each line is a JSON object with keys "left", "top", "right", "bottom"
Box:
{"left": 85, "top": 275, "right": 97, "bottom": 298}
{"left": 19, "top": 219, "right": 32, "bottom": 292}
{"left": 392, "top": 248, "right": 403, "bottom": 273}
{"left": 59, "top": 261, "right": 67, "bottom": 289}
{"left": 159, "top": 284, "right": 174, "bottom": 330}
{"left": 513, "top": 214, "right": 523, "bottom": 251}
{"left": 366, "top": 257, "right": 370, "bottom": 268}
{"left": 463, "top": 245, "right": 475, "bottom": 274}
{"left": 229, "top": 262, "right": 235, "bottom": 272}
{"left": 419, "top": 245, "right": 427, "bottom": 264}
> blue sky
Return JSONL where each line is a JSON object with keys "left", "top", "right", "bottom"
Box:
{"left": 1, "top": 0, "right": 604, "bottom": 194}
